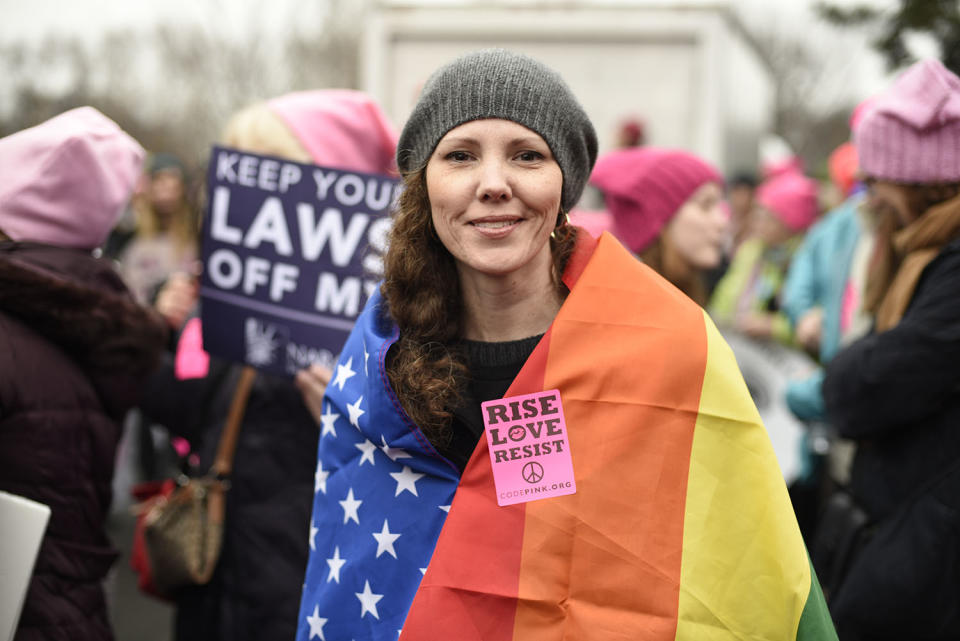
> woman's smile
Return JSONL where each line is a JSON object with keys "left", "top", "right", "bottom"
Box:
{"left": 426, "top": 118, "right": 563, "bottom": 282}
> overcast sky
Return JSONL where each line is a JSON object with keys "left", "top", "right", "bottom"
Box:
{"left": 0, "top": 0, "right": 925, "bottom": 105}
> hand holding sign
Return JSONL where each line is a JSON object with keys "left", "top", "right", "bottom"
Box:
{"left": 295, "top": 364, "right": 334, "bottom": 429}
{"left": 155, "top": 271, "right": 199, "bottom": 330}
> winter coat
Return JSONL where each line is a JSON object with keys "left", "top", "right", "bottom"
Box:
{"left": 781, "top": 194, "right": 866, "bottom": 421}
{"left": 0, "top": 242, "right": 166, "bottom": 641}
{"left": 822, "top": 231, "right": 960, "bottom": 638}
{"left": 138, "top": 347, "right": 319, "bottom": 641}
{"left": 782, "top": 192, "right": 866, "bottom": 360}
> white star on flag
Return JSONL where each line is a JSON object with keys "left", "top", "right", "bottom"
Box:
{"left": 389, "top": 466, "right": 426, "bottom": 497}
{"left": 438, "top": 504, "right": 451, "bottom": 513}
{"left": 362, "top": 339, "right": 370, "bottom": 376}
{"left": 347, "top": 396, "right": 365, "bottom": 428}
{"left": 339, "top": 488, "right": 362, "bottom": 525}
{"left": 326, "top": 546, "right": 346, "bottom": 583}
{"left": 314, "top": 461, "right": 328, "bottom": 494}
{"left": 355, "top": 580, "right": 384, "bottom": 620}
{"left": 355, "top": 439, "right": 377, "bottom": 466}
{"left": 320, "top": 404, "right": 339, "bottom": 438}
{"left": 372, "top": 519, "right": 401, "bottom": 559}
{"left": 306, "top": 605, "right": 327, "bottom": 640}
{"left": 332, "top": 356, "right": 357, "bottom": 391}
{"left": 379, "top": 435, "right": 411, "bottom": 462}
{"left": 309, "top": 520, "right": 319, "bottom": 551}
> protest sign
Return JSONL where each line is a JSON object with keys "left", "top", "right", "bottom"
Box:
{"left": 200, "top": 146, "right": 400, "bottom": 376}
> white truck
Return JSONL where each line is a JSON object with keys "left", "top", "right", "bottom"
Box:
{"left": 362, "top": 0, "right": 775, "bottom": 188}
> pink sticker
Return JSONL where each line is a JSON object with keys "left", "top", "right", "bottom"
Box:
{"left": 482, "top": 389, "right": 576, "bottom": 506}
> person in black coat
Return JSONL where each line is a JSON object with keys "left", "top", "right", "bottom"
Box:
{"left": 822, "top": 59, "right": 960, "bottom": 640}
{"left": 138, "top": 354, "right": 324, "bottom": 641}
{"left": 0, "top": 108, "right": 167, "bottom": 641}
{"left": 136, "top": 89, "right": 399, "bottom": 641}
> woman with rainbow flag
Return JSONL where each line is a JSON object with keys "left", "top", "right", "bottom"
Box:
{"left": 296, "top": 49, "right": 836, "bottom": 641}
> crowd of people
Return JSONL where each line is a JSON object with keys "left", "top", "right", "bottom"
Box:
{"left": 1, "top": 47, "right": 958, "bottom": 641}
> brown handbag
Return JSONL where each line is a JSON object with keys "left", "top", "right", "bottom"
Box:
{"left": 136, "top": 366, "right": 256, "bottom": 596}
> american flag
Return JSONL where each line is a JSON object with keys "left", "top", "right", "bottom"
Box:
{"left": 296, "top": 291, "right": 460, "bottom": 641}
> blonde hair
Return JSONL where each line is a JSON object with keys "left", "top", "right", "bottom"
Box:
{"left": 132, "top": 160, "right": 196, "bottom": 256}
{"left": 221, "top": 103, "right": 312, "bottom": 163}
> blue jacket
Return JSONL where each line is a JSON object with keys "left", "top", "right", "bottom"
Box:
{"left": 781, "top": 193, "right": 865, "bottom": 420}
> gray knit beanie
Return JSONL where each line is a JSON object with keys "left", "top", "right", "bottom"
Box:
{"left": 397, "top": 49, "right": 598, "bottom": 213}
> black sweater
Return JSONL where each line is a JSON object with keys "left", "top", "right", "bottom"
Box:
{"left": 441, "top": 335, "right": 543, "bottom": 473}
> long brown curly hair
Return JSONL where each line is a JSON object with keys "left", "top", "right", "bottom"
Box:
{"left": 380, "top": 167, "right": 578, "bottom": 447}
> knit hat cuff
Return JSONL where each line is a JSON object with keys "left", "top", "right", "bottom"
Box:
{"left": 856, "top": 117, "right": 960, "bottom": 182}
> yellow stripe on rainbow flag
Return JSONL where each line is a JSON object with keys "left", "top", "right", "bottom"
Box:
{"left": 677, "top": 311, "right": 836, "bottom": 640}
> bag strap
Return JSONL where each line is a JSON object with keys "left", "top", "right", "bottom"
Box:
{"left": 210, "top": 366, "right": 257, "bottom": 479}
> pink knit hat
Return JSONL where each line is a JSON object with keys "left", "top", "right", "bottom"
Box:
{"left": 589, "top": 147, "right": 722, "bottom": 253}
{"left": 268, "top": 89, "right": 398, "bottom": 175}
{"left": 0, "top": 107, "right": 145, "bottom": 249}
{"left": 855, "top": 59, "right": 960, "bottom": 183}
{"left": 755, "top": 171, "right": 819, "bottom": 232}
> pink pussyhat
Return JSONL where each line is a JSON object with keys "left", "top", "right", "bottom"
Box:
{"left": 0, "top": 107, "right": 145, "bottom": 249}
{"left": 589, "top": 147, "right": 722, "bottom": 253}
{"left": 756, "top": 171, "right": 820, "bottom": 232}
{"left": 855, "top": 58, "right": 960, "bottom": 183}
{"left": 268, "top": 90, "right": 399, "bottom": 175}
{"left": 759, "top": 134, "right": 805, "bottom": 180}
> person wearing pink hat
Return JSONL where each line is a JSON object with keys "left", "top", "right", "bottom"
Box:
{"left": 0, "top": 107, "right": 169, "bottom": 640}
{"left": 818, "top": 59, "right": 960, "bottom": 639}
{"left": 138, "top": 90, "right": 398, "bottom": 641}
{"left": 589, "top": 147, "right": 727, "bottom": 305}
{"left": 709, "top": 168, "right": 820, "bottom": 343}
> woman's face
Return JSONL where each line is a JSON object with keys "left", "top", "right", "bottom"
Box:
{"left": 663, "top": 182, "right": 727, "bottom": 270}
{"left": 149, "top": 169, "right": 186, "bottom": 219}
{"left": 426, "top": 119, "right": 563, "bottom": 284}
{"left": 751, "top": 204, "right": 794, "bottom": 247}
{"left": 866, "top": 178, "right": 915, "bottom": 226}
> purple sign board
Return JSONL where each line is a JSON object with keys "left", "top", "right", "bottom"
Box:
{"left": 200, "top": 146, "right": 399, "bottom": 376}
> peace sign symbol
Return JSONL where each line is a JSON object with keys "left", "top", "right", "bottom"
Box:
{"left": 522, "top": 461, "right": 544, "bottom": 484}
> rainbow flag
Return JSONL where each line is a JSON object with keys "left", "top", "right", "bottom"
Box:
{"left": 400, "top": 233, "right": 835, "bottom": 640}
{"left": 296, "top": 232, "right": 836, "bottom": 641}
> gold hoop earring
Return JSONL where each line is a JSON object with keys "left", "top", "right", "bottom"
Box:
{"left": 551, "top": 210, "right": 570, "bottom": 240}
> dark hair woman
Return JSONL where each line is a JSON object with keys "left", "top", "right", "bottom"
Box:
{"left": 295, "top": 49, "right": 835, "bottom": 641}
